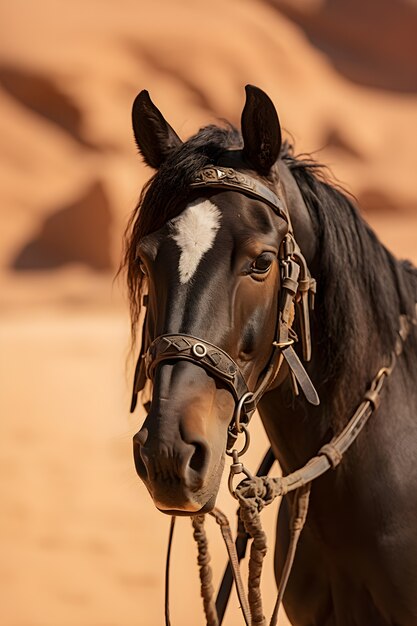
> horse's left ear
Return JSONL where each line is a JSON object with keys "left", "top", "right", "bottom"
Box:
{"left": 241, "top": 85, "right": 282, "bottom": 175}
{"left": 132, "top": 90, "right": 182, "bottom": 169}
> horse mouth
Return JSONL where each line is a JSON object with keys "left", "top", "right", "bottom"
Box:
{"left": 156, "top": 493, "right": 218, "bottom": 517}
{"left": 144, "top": 453, "right": 225, "bottom": 516}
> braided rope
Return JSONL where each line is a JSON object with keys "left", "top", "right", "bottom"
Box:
{"left": 192, "top": 515, "right": 219, "bottom": 626}
{"left": 210, "top": 508, "right": 251, "bottom": 625}
{"left": 234, "top": 476, "right": 311, "bottom": 626}
{"left": 241, "top": 507, "right": 267, "bottom": 625}
{"left": 235, "top": 477, "right": 281, "bottom": 625}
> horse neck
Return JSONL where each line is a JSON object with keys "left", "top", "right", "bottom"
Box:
{"left": 258, "top": 190, "right": 415, "bottom": 474}
{"left": 257, "top": 307, "right": 384, "bottom": 474}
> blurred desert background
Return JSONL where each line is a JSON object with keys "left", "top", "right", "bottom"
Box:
{"left": 0, "top": 0, "right": 416, "bottom": 625}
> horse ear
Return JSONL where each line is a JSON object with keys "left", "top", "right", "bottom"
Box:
{"left": 132, "top": 90, "right": 182, "bottom": 169}
{"left": 241, "top": 85, "right": 281, "bottom": 175}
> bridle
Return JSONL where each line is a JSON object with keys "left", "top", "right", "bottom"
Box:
{"left": 130, "top": 165, "right": 320, "bottom": 440}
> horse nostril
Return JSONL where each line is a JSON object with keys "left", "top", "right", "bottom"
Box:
{"left": 189, "top": 442, "right": 208, "bottom": 474}
{"left": 183, "top": 439, "right": 211, "bottom": 491}
{"left": 133, "top": 429, "right": 150, "bottom": 480}
{"left": 133, "top": 428, "right": 148, "bottom": 447}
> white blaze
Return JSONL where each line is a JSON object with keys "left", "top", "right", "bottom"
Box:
{"left": 170, "top": 198, "right": 221, "bottom": 284}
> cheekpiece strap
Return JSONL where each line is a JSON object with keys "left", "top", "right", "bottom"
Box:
{"left": 190, "top": 166, "right": 289, "bottom": 223}
{"left": 130, "top": 307, "right": 149, "bottom": 413}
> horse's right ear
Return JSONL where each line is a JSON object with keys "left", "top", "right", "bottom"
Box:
{"left": 241, "top": 85, "right": 281, "bottom": 175}
{"left": 132, "top": 90, "right": 182, "bottom": 169}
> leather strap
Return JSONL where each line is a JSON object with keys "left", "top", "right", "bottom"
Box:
{"left": 165, "top": 516, "right": 176, "bottom": 626}
{"left": 269, "top": 483, "right": 311, "bottom": 626}
{"left": 190, "top": 166, "right": 289, "bottom": 223}
{"left": 281, "top": 346, "right": 319, "bottom": 406}
{"left": 210, "top": 509, "right": 251, "bottom": 626}
{"left": 235, "top": 315, "right": 415, "bottom": 499}
{"left": 228, "top": 312, "right": 416, "bottom": 626}
{"left": 144, "top": 334, "right": 250, "bottom": 402}
{"left": 130, "top": 302, "right": 149, "bottom": 413}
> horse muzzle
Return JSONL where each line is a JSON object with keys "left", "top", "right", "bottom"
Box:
{"left": 133, "top": 426, "right": 223, "bottom": 514}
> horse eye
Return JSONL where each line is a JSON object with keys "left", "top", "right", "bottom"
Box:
{"left": 251, "top": 253, "right": 273, "bottom": 274}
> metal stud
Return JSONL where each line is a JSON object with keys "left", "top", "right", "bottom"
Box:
{"left": 192, "top": 343, "right": 207, "bottom": 358}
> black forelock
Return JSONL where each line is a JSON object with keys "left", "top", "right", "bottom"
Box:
{"left": 123, "top": 123, "right": 242, "bottom": 343}
{"left": 134, "top": 124, "right": 242, "bottom": 241}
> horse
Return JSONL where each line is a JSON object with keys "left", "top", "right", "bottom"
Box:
{"left": 123, "top": 85, "right": 417, "bottom": 625}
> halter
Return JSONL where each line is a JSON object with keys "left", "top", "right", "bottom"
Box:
{"left": 130, "top": 165, "right": 319, "bottom": 441}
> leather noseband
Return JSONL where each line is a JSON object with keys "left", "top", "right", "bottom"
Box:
{"left": 144, "top": 334, "right": 250, "bottom": 402}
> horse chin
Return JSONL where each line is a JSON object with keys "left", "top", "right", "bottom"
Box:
{"left": 156, "top": 494, "right": 218, "bottom": 517}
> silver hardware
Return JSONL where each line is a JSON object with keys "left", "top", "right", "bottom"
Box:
{"left": 228, "top": 448, "right": 253, "bottom": 498}
{"left": 233, "top": 391, "right": 254, "bottom": 433}
{"left": 226, "top": 424, "right": 250, "bottom": 457}
{"left": 192, "top": 343, "right": 207, "bottom": 358}
{"left": 272, "top": 339, "right": 294, "bottom": 348}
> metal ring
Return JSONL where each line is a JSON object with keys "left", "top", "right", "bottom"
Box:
{"left": 233, "top": 391, "right": 254, "bottom": 434}
{"left": 272, "top": 339, "right": 294, "bottom": 348}
{"left": 192, "top": 343, "right": 207, "bottom": 358}
{"left": 228, "top": 460, "right": 253, "bottom": 499}
{"left": 372, "top": 352, "right": 396, "bottom": 392}
{"left": 226, "top": 424, "right": 250, "bottom": 458}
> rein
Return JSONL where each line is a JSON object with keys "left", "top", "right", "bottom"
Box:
{"left": 130, "top": 165, "right": 417, "bottom": 625}
{"left": 227, "top": 313, "right": 413, "bottom": 626}
{"left": 164, "top": 312, "right": 414, "bottom": 626}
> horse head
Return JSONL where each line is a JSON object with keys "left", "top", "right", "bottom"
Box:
{"left": 126, "top": 86, "right": 318, "bottom": 515}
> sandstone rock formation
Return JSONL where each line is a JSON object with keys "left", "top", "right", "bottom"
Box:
{"left": 0, "top": 0, "right": 416, "bottom": 295}
{"left": 270, "top": 0, "right": 417, "bottom": 92}
{"left": 13, "top": 181, "right": 112, "bottom": 271}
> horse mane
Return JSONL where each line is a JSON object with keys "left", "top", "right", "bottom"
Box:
{"left": 281, "top": 142, "right": 417, "bottom": 392}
